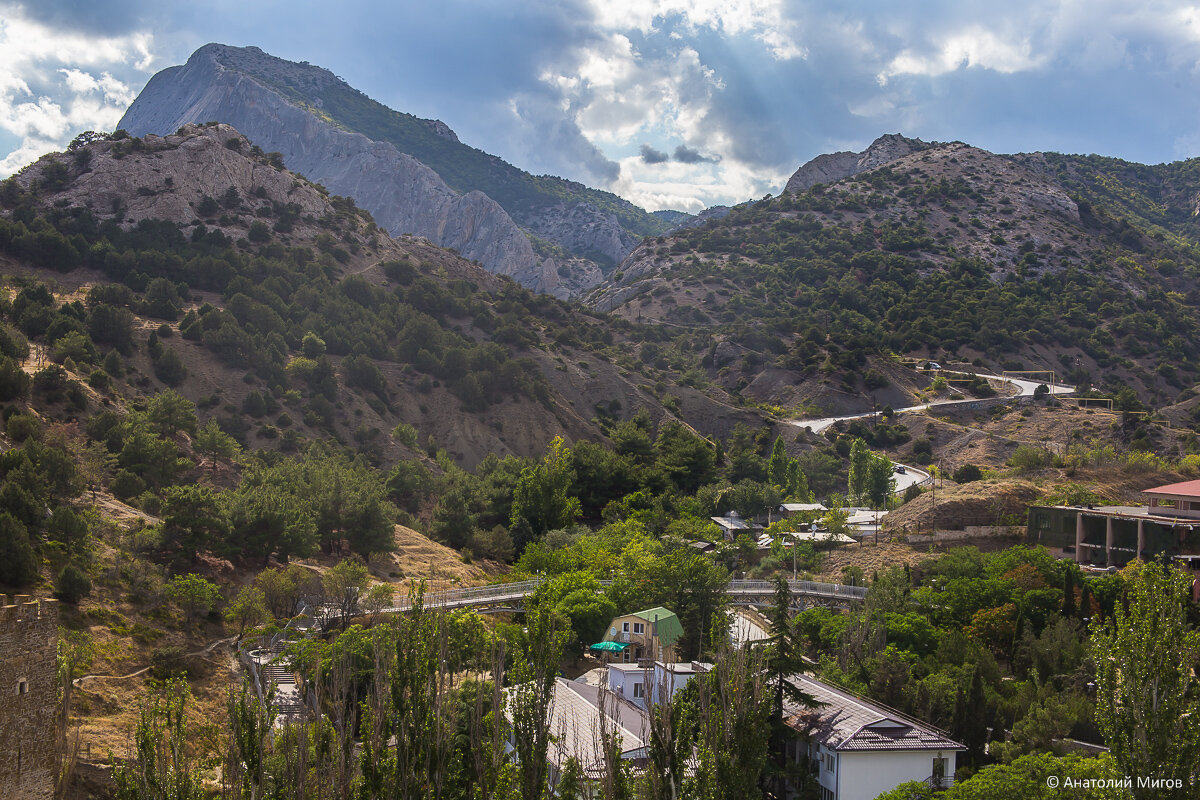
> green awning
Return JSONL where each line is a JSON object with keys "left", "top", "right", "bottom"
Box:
{"left": 589, "top": 641, "right": 631, "bottom": 652}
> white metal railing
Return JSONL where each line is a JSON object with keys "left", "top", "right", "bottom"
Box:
{"left": 382, "top": 578, "right": 544, "bottom": 613}
{"left": 371, "top": 577, "right": 866, "bottom": 617}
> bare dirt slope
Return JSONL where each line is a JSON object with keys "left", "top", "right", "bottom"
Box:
{"left": 885, "top": 479, "right": 1042, "bottom": 532}
{"left": 388, "top": 524, "right": 498, "bottom": 587}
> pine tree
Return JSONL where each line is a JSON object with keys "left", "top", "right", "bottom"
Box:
{"left": 763, "top": 576, "right": 817, "bottom": 798}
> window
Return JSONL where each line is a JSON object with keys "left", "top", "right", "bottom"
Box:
{"left": 16, "top": 678, "right": 27, "bottom": 695}
{"left": 933, "top": 756, "right": 948, "bottom": 779}
{"left": 820, "top": 787, "right": 834, "bottom": 800}
{"left": 633, "top": 622, "right": 645, "bottom": 634}
{"left": 633, "top": 682, "right": 645, "bottom": 698}
{"left": 622, "top": 622, "right": 630, "bottom": 632}
{"left": 823, "top": 752, "right": 836, "bottom": 774}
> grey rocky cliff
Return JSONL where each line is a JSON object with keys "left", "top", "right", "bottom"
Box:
{"left": 522, "top": 201, "right": 636, "bottom": 267}
{"left": 117, "top": 44, "right": 582, "bottom": 297}
{"left": 785, "top": 133, "right": 930, "bottom": 194}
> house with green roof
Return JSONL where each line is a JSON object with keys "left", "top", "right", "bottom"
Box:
{"left": 591, "top": 606, "right": 683, "bottom": 663}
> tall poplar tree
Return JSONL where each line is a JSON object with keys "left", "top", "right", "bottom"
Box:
{"left": 1090, "top": 562, "right": 1200, "bottom": 799}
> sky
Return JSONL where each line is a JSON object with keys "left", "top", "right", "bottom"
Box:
{"left": 3, "top": 1, "right": 1200, "bottom": 212}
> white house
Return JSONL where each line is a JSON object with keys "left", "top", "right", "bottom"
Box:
{"left": 783, "top": 674, "right": 964, "bottom": 800}
{"left": 604, "top": 661, "right": 710, "bottom": 710}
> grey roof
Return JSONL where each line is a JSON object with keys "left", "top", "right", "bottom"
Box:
{"left": 781, "top": 503, "right": 828, "bottom": 513}
{"left": 783, "top": 674, "right": 963, "bottom": 753}
{"left": 543, "top": 679, "right": 648, "bottom": 773}
{"left": 711, "top": 512, "right": 756, "bottom": 530}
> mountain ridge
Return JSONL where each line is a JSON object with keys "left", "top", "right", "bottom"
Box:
{"left": 586, "top": 136, "right": 1200, "bottom": 408}
{"left": 2, "top": 123, "right": 765, "bottom": 468}
{"left": 117, "top": 44, "right": 672, "bottom": 298}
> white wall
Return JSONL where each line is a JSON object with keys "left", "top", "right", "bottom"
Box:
{"left": 837, "top": 749, "right": 957, "bottom": 800}
{"left": 605, "top": 666, "right": 648, "bottom": 708}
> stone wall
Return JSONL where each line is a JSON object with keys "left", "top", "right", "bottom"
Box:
{"left": 0, "top": 596, "right": 59, "bottom": 800}
{"left": 902, "top": 526, "right": 1027, "bottom": 545}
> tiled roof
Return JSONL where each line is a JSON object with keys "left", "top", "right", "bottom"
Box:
{"left": 783, "top": 674, "right": 963, "bottom": 753}
{"left": 1144, "top": 479, "right": 1200, "bottom": 497}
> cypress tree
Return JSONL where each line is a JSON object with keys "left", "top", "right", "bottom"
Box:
{"left": 1062, "top": 567, "right": 1077, "bottom": 617}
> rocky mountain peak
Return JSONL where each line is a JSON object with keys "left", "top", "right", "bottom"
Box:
{"left": 784, "top": 133, "right": 932, "bottom": 194}
{"left": 117, "top": 43, "right": 661, "bottom": 299}
{"left": 857, "top": 133, "right": 930, "bottom": 170}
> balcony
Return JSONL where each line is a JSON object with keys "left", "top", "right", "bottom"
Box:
{"left": 925, "top": 774, "right": 955, "bottom": 790}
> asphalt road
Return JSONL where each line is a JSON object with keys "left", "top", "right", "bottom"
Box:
{"left": 730, "top": 609, "right": 770, "bottom": 647}
{"left": 787, "top": 370, "right": 1074, "bottom": 435}
{"left": 890, "top": 464, "right": 930, "bottom": 494}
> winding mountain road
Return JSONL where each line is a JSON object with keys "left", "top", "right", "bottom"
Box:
{"left": 786, "top": 370, "right": 1074, "bottom": 434}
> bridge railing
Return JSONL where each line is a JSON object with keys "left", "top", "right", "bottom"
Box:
{"left": 727, "top": 579, "right": 868, "bottom": 599}
{"left": 380, "top": 577, "right": 866, "bottom": 614}
{"left": 384, "top": 578, "right": 545, "bottom": 612}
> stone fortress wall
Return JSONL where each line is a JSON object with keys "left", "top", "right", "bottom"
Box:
{"left": 0, "top": 595, "right": 58, "bottom": 800}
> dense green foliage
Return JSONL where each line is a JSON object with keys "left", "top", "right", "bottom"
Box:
{"left": 627, "top": 170, "right": 1200, "bottom": 401}
{"left": 791, "top": 546, "right": 1142, "bottom": 784}
{"left": 1090, "top": 562, "right": 1200, "bottom": 798}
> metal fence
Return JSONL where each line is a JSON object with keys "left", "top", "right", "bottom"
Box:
{"left": 380, "top": 577, "right": 867, "bottom": 614}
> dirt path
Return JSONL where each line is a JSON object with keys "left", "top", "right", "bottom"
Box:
{"left": 73, "top": 635, "right": 236, "bottom": 686}
{"left": 90, "top": 495, "right": 160, "bottom": 526}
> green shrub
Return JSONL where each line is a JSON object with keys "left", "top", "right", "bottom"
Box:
{"left": 1009, "top": 445, "right": 1053, "bottom": 473}
{"left": 952, "top": 464, "right": 983, "bottom": 484}
{"left": 149, "top": 645, "right": 190, "bottom": 679}
{"left": 110, "top": 469, "right": 146, "bottom": 501}
{"left": 54, "top": 563, "right": 92, "bottom": 604}
{"left": 5, "top": 413, "right": 40, "bottom": 442}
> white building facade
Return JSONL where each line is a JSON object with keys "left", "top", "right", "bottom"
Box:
{"left": 785, "top": 675, "right": 963, "bottom": 800}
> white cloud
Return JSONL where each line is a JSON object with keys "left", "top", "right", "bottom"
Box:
{"left": 534, "top": 4, "right": 795, "bottom": 209}
{"left": 0, "top": 6, "right": 154, "bottom": 177}
{"left": 588, "top": 0, "right": 806, "bottom": 60}
{"left": 878, "top": 27, "right": 1044, "bottom": 85}
{"left": 611, "top": 153, "right": 787, "bottom": 213}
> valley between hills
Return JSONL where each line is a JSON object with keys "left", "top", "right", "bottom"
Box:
{"left": 3, "top": 41, "right": 1200, "bottom": 800}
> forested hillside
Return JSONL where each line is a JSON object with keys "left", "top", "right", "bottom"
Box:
{"left": 590, "top": 139, "right": 1200, "bottom": 410}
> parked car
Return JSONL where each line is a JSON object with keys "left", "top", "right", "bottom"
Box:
{"left": 894, "top": 465, "right": 906, "bottom": 474}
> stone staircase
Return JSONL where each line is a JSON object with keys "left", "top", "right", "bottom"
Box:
{"left": 256, "top": 643, "right": 304, "bottom": 720}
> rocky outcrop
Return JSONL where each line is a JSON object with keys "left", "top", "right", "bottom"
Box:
{"left": 785, "top": 133, "right": 930, "bottom": 194}
{"left": 784, "top": 151, "right": 860, "bottom": 194}
{"left": 14, "top": 124, "right": 333, "bottom": 229}
{"left": 522, "top": 201, "right": 636, "bottom": 267}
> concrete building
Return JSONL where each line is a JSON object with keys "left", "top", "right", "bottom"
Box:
{"left": 0, "top": 596, "right": 59, "bottom": 800}
{"left": 1027, "top": 479, "right": 1200, "bottom": 571}
{"left": 604, "top": 660, "right": 710, "bottom": 710}
{"left": 783, "top": 674, "right": 964, "bottom": 800}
